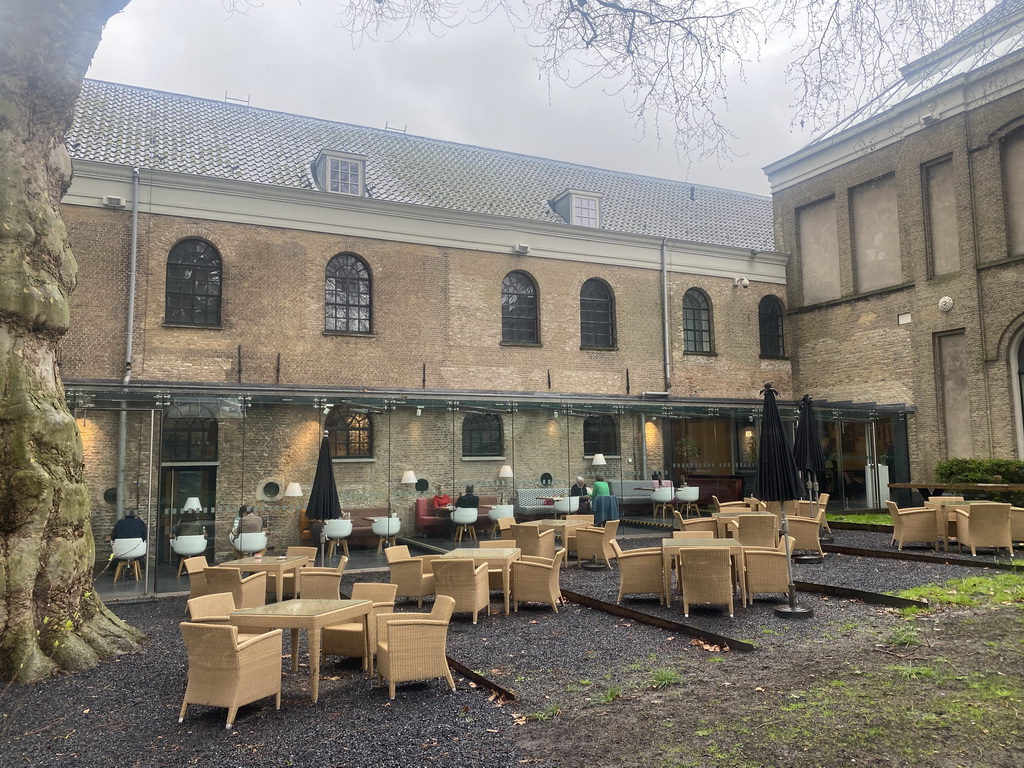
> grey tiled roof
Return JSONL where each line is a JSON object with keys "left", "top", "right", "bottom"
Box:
{"left": 67, "top": 80, "right": 774, "bottom": 252}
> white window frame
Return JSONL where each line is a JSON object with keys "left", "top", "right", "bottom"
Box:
{"left": 314, "top": 150, "right": 366, "bottom": 196}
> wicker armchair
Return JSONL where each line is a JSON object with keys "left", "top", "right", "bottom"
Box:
{"left": 786, "top": 512, "right": 824, "bottom": 556}
{"left": 676, "top": 517, "right": 718, "bottom": 535}
{"left": 385, "top": 545, "right": 442, "bottom": 572}
{"left": 562, "top": 514, "right": 595, "bottom": 563}
{"left": 375, "top": 595, "right": 457, "bottom": 699}
{"left": 712, "top": 495, "right": 747, "bottom": 513}
{"left": 178, "top": 622, "right": 283, "bottom": 729}
{"left": 478, "top": 540, "right": 512, "bottom": 589}
{"left": 512, "top": 549, "right": 565, "bottom": 612}
{"left": 203, "top": 567, "right": 267, "bottom": 609}
{"left": 677, "top": 547, "right": 734, "bottom": 618}
{"left": 388, "top": 556, "right": 436, "bottom": 608}
{"left": 296, "top": 570, "right": 344, "bottom": 599}
{"left": 955, "top": 503, "right": 1014, "bottom": 556}
{"left": 730, "top": 514, "right": 779, "bottom": 549}
{"left": 610, "top": 540, "right": 663, "bottom": 604}
{"left": 886, "top": 500, "right": 937, "bottom": 550}
{"left": 744, "top": 536, "right": 795, "bottom": 601}
{"left": 183, "top": 556, "right": 211, "bottom": 600}
{"left": 495, "top": 516, "right": 516, "bottom": 540}
{"left": 1011, "top": 507, "right": 1024, "bottom": 544}
{"left": 432, "top": 559, "right": 490, "bottom": 624}
{"left": 322, "top": 582, "right": 398, "bottom": 672}
{"left": 270, "top": 546, "right": 317, "bottom": 598}
{"left": 510, "top": 524, "right": 556, "bottom": 559}
{"left": 186, "top": 592, "right": 236, "bottom": 623}
{"left": 575, "top": 520, "right": 620, "bottom": 567}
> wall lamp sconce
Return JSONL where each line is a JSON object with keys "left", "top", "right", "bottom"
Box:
{"left": 552, "top": 410, "right": 559, "bottom": 419}
{"left": 733, "top": 277, "right": 750, "bottom": 288}
{"left": 415, "top": 407, "right": 422, "bottom": 417}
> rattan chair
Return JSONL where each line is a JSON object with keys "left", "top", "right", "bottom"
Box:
{"left": 510, "top": 524, "right": 556, "bottom": 559}
{"left": 744, "top": 536, "right": 795, "bottom": 601}
{"left": 203, "top": 567, "right": 267, "bottom": 609}
{"left": 297, "top": 570, "right": 344, "bottom": 599}
{"left": 495, "top": 516, "right": 516, "bottom": 540}
{"left": 322, "top": 582, "right": 398, "bottom": 672}
{"left": 562, "top": 514, "right": 595, "bottom": 563}
{"left": 512, "top": 549, "right": 565, "bottom": 612}
{"left": 375, "top": 595, "right": 456, "bottom": 700}
{"left": 186, "top": 592, "right": 235, "bottom": 624}
{"left": 1011, "top": 507, "right": 1024, "bottom": 544}
{"left": 610, "top": 540, "right": 663, "bottom": 604}
{"left": 178, "top": 622, "right": 283, "bottom": 729}
{"left": 432, "top": 558, "right": 490, "bottom": 624}
{"left": 271, "top": 545, "right": 317, "bottom": 599}
{"left": 388, "top": 556, "right": 436, "bottom": 608}
{"left": 712, "top": 495, "right": 747, "bottom": 513}
{"left": 672, "top": 531, "right": 715, "bottom": 540}
{"left": 575, "top": 520, "right": 619, "bottom": 567}
{"left": 676, "top": 517, "right": 718, "bottom": 535}
{"left": 183, "top": 556, "right": 211, "bottom": 600}
{"left": 385, "top": 545, "right": 442, "bottom": 572}
{"left": 677, "top": 547, "right": 734, "bottom": 618}
{"left": 478, "top": 540, "right": 512, "bottom": 589}
{"left": 786, "top": 512, "right": 824, "bottom": 557}
{"left": 730, "top": 513, "right": 779, "bottom": 549}
{"left": 955, "top": 502, "right": 1014, "bottom": 556}
{"left": 886, "top": 500, "right": 937, "bottom": 550}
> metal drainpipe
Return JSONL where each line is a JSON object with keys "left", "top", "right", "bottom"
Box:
{"left": 116, "top": 168, "right": 140, "bottom": 518}
{"left": 660, "top": 239, "right": 671, "bottom": 391}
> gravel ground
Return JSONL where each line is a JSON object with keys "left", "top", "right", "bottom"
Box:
{"left": 0, "top": 528, "right": 1009, "bottom": 768}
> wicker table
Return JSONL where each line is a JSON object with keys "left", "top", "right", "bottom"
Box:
{"left": 219, "top": 555, "right": 308, "bottom": 603}
{"left": 230, "top": 598, "right": 371, "bottom": 703}
{"left": 660, "top": 538, "right": 746, "bottom": 607}
{"left": 441, "top": 547, "right": 521, "bottom": 615}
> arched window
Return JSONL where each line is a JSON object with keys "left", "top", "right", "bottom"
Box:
{"left": 326, "top": 253, "right": 371, "bottom": 333}
{"left": 501, "top": 271, "right": 539, "bottom": 344}
{"left": 162, "top": 405, "right": 218, "bottom": 462}
{"left": 462, "top": 413, "right": 503, "bottom": 457}
{"left": 583, "top": 415, "right": 619, "bottom": 456}
{"left": 580, "top": 278, "right": 615, "bottom": 349}
{"left": 758, "top": 295, "right": 785, "bottom": 358}
{"left": 165, "top": 238, "right": 222, "bottom": 326}
{"left": 683, "top": 288, "right": 713, "bottom": 353}
{"left": 325, "top": 406, "right": 373, "bottom": 458}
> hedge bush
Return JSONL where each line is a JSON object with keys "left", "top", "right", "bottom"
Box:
{"left": 934, "top": 458, "right": 1024, "bottom": 506}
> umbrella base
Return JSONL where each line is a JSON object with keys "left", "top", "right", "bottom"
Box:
{"left": 581, "top": 556, "right": 609, "bottom": 570}
{"left": 819, "top": 532, "right": 835, "bottom": 543}
{"left": 774, "top": 603, "right": 815, "bottom": 619}
{"left": 793, "top": 552, "right": 824, "bottom": 564}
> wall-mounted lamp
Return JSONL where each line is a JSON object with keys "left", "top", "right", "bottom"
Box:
{"left": 400, "top": 470, "right": 418, "bottom": 485}
{"left": 183, "top": 496, "right": 202, "bottom": 512}
{"left": 284, "top": 482, "right": 303, "bottom": 498}
{"left": 733, "top": 277, "right": 750, "bottom": 288}
{"left": 591, "top": 454, "right": 607, "bottom": 467}
{"left": 512, "top": 243, "right": 530, "bottom": 255}
{"left": 322, "top": 403, "right": 334, "bottom": 414}
{"left": 552, "top": 410, "right": 559, "bottom": 419}
{"left": 415, "top": 407, "right": 422, "bottom": 417}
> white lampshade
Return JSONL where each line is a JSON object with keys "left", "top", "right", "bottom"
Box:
{"left": 183, "top": 496, "right": 202, "bottom": 511}
{"left": 400, "top": 470, "right": 417, "bottom": 485}
{"left": 592, "top": 453, "right": 607, "bottom": 466}
{"left": 498, "top": 464, "right": 514, "bottom": 479}
{"left": 284, "top": 482, "right": 303, "bottom": 497}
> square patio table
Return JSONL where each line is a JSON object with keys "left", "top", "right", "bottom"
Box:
{"left": 661, "top": 538, "right": 746, "bottom": 608}
{"left": 219, "top": 554, "right": 308, "bottom": 602}
{"left": 441, "top": 547, "right": 521, "bottom": 614}
{"left": 230, "top": 598, "right": 371, "bottom": 703}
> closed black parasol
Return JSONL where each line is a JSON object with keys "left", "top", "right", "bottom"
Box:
{"left": 755, "top": 383, "right": 813, "bottom": 619}
{"left": 793, "top": 394, "right": 826, "bottom": 499}
{"left": 306, "top": 432, "right": 342, "bottom": 565}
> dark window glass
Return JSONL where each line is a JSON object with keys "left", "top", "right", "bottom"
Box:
{"left": 758, "top": 295, "right": 785, "bottom": 358}
{"left": 462, "top": 413, "right": 503, "bottom": 457}
{"left": 325, "top": 407, "right": 373, "bottom": 458}
{"left": 162, "top": 416, "right": 218, "bottom": 462}
{"left": 502, "top": 271, "right": 538, "bottom": 343}
{"left": 326, "top": 254, "right": 371, "bottom": 333}
{"left": 165, "top": 239, "right": 222, "bottom": 326}
{"left": 683, "top": 288, "right": 713, "bottom": 353}
{"left": 580, "top": 279, "right": 615, "bottom": 348}
{"left": 583, "top": 415, "right": 619, "bottom": 456}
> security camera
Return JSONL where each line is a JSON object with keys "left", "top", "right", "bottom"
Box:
{"left": 734, "top": 277, "right": 750, "bottom": 288}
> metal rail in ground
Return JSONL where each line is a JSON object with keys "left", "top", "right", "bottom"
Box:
{"left": 446, "top": 657, "right": 516, "bottom": 701}
{"left": 560, "top": 589, "right": 756, "bottom": 652}
{"left": 792, "top": 581, "right": 928, "bottom": 609}
{"left": 823, "top": 544, "right": 1021, "bottom": 570}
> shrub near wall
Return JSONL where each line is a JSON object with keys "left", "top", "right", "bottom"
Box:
{"left": 935, "top": 458, "right": 1024, "bottom": 507}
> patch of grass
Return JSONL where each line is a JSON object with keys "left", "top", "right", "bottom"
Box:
{"left": 889, "top": 663, "right": 937, "bottom": 680}
{"left": 705, "top": 656, "right": 725, "bottom": 663}
{"left": 526, "top": 703, "right": 563, "bottom": 722}
{"left": 596, "top": 685, "right": 622, "bottom": 704}
{"left": 888, "top": 623, "right": 921, "bottom": 647}
{"left": 827, "top": 512, "right": 891, "bottom": 525}
{"left": 578, "top": 679, "right": 592, "bottom": 686}
{"left": 899, "top": 572, "right": 1024, "bottom": 607}
{"left": 648, "top": 668, "right": 682, "bottom": 688}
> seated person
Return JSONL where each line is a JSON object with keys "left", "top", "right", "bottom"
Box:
{"left": 432, "top": 485, "right": 452, "bottom": 511}
{"left": 172, "top": 510, "right": 205, "bottom": 537}
{"left": 569, "top": 476, "right": 591, "bottom": 512}
{"left": 230, "top": 505, "right": 265, "bottom": 546}
{"left": 455, "top": 484, "right": 479, "bottom": 509}
{"left": 110, "top": 509, "right": 147, "bottom": 542}
{"left": 591, "top": 476, "right": 611, "bottom": 497}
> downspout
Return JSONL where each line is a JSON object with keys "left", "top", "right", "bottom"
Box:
{"left": 660, "top": 238, "right": 671, "bottom": 391}
{"left": 116, "top": 168, "right": 140, "bottom": 518}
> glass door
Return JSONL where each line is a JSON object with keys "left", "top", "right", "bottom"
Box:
{"left": 157, "top": 467, "right": 217, "bottom": 594}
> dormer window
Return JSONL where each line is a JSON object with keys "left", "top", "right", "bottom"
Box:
{"left": 552, "top": 190, "right": 603, "bottom": 228}
{"left": 314, "top": 150, "right": 366, "bottom": 196}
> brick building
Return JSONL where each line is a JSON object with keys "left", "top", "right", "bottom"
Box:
{"left": 60, "top": 79, "right": 900, "bottom": 592}
{"left": 766, "top": 0, "right": 1024, "bottom": 495}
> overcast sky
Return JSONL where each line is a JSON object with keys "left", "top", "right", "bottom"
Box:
{"left": 86, "top": 0, "right": 833, "bottom": 196}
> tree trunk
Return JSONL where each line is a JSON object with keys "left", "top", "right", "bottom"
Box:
{"left": 0, "top": 0, "right": 141, "bottom": 683}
